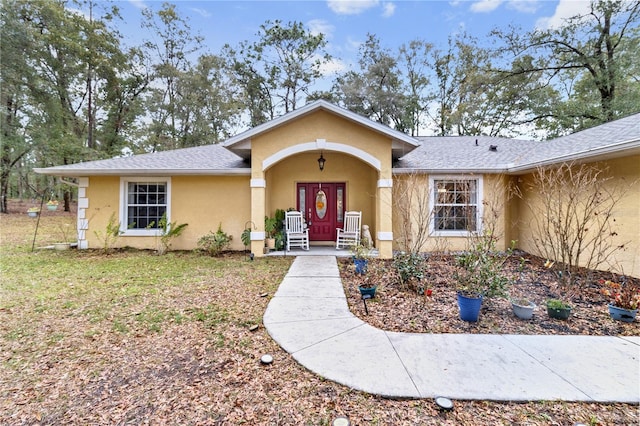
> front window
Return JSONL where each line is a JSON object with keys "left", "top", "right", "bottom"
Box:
{"left": 120, "top": 177, "right": 170, "bottom": 235}
{"left": 430, "top": 177, "right": 481, "bottom": 235}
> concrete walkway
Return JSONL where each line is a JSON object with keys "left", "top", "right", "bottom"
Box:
{"left": 263, "top": 256, "right": 640, "bottom": 402}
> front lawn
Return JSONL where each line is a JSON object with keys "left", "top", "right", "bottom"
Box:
{"left": 0, "top": 205, "right": 637, "bottom": 425}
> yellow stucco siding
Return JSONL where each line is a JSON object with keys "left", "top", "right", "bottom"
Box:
{"left": 514, "top": 155, "right": 640, "bottom": 277}
{"left": 391, "top": 173, "right": 513, "bottom": 253}
{"left": 251, "top": 110, "right": 393, "bottom": 177}
{"left": 84, "top": 175, "right": 250, "bottom": 251}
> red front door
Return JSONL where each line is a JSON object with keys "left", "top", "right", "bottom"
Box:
{"left": 297, "top": 183, "right": 345, "bottom": 241}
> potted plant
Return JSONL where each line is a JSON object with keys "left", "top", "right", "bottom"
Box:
{"left": 27, "top": 207, "right": 40, "bottom": 218}
{"left": 546, "top": 298, "right": 572, "bottom": 320}
{"left": 511, "top": 297, "right": 536, "bottom": 320}
{"left": 53, "top": 223, "right": 74, "bottom": 250}
{"left": 599, "top": 278, "right": 639, "bottom": 322}
{"left": 454, "top": 235, "right": 511, "bottom": 322}
{"left": 351, "top": 238, "right": 371, "bottom": 275}
{"left": 46, "top": 199, "right": 59, "bottom": 211}
{"left": 264, "top": 216, "right": 278, "bottom": 250}
{"left": 355, "top": 266, "right": 377, "bottom": 298}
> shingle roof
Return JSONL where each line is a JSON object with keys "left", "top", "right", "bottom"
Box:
{"left": 395, "top": 112, "right": 640, "bottom": 174}
{"left": 35, "top": 108, "right": 639, "bottom": 177}
{"left": 394, "top": 136, "right": 534, "bottom": 173}
{"left": 34, "top": 144, "right": 249, "bottom": 176}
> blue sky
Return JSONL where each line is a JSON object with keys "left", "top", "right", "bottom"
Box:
{"left": 118, "top": 0, "right": 592, "bottom": 75}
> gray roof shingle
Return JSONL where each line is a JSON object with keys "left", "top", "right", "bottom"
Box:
{"left": 35, "top": 144, "right": 249, "bottom": 176}
{"left": 395, "top": 112, "right": 640, "bottom": 173}
{"left": 36, "top": 109, "right": 639, "bottom": 177}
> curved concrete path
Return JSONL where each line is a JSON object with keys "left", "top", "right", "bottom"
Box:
{"left": 263, "top": 256, "right": 640, "bottom": 402}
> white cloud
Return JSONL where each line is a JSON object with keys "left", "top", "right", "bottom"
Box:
{"left": 129, "top": 0, "right": 147, "bottom": 10}
{"left": 319, "top": 57, "right": 348, "bottom": 75}
{"left": 307, "top": 19, "right": 335, "bottom": 39}
{"left": 535, "top": 0, "right": 591, "bottom": 30}
{"left": 469, "top": 0, "right": 503, "bottom": 13}
{"left": 382, "top": 2, "right": 396, "bottom": 17}
{"left": 327, "top": 0, "right": 380, "bottom": 15}
{"left": 506, "top": 0, "right": 540, "bottom": 14}
{"left": 189, "top": 7, "right": 211, "bottom": 18}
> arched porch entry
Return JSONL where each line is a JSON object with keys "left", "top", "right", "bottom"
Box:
{"left": 255, "top": 139, "right": 391, "bottom": 253}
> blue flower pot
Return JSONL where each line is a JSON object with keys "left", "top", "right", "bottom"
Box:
{"left": 354, "top": 258, "right": 368, "bottom": 274}
{"left": 457, "top": 292, "right": 483, "bottom": 322}
{"left": 608, "top": 304, "right": 638, "bottom": 322}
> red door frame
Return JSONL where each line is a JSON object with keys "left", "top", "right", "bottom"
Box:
{"left": 296, "top": 182, "right": 346, "bottom": 241}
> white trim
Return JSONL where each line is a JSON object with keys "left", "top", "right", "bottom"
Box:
{"left": 377, "top": 179, "right": 393, "bottom": 188}
{"left": 377, "top": 232, "right": 393, "bottom": 241}
{"left": 250, "top": 179, "right": 266, "bottom": 188}
{"left": 76, "top": 178, "right": 89, "bottom": 250}
{"left": 429, "top": 175, "right": 483, "bottom": 237}
{"left": 78, "top": 198, "right": 89, "bottom": 209}
{"left": 119, "top": 177, "right": 171, "bottom": 237}
{"left": 263, "top": 141, "right": 382, "bottom": 171}
{"left": 316, "top": 138, "right": 326, "bottom": 149}
{"left": 251, "top": 231, "right": 266, "bottom": 240}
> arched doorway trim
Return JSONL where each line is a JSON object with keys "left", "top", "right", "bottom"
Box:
{"left": 262, "top": 140, "right": 382, "bottom": 172}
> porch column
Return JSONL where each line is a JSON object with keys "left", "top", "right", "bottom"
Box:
{"left": 376, "top": 179, "right": 393, "bottom": 259}
{"left": 250, "top": 178, "right": 266, "bottom": 257}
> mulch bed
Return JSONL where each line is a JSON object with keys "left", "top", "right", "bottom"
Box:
{"left": 339, "top": 252, "right": 639, "bottom": 336}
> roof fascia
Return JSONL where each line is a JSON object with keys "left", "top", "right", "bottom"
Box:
{"left": 33, "top": 168, "right": 251, "bottom": 177}
{"left": 507, "top": 138, "right": 640, "bottom": 173}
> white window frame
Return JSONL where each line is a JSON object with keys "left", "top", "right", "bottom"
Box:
{"left": 429, "top": 175, "right": 483, "bottom": 237}
{"left": 119, "top": 177, "right": 171, "bottom": 236}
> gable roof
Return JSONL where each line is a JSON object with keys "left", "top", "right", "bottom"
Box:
{"left": 34, "top": 144, "right": 248, "bottom": 177}
{"left": 223, "top": 100, "right": 420, "bottom": 160}
{"left": 35, "top": 106, "right": 639, "bottom": 177}
{"left": 395, "top": 112, "right": 640, "bottom": 174}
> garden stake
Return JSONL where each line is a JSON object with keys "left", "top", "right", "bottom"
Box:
{"left": 361, "top": 294, "right": 372, "bottom": 315}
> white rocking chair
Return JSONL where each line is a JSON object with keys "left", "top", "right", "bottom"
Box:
{"left": 285, "top": 211, "right": 309, "bottom": 251}
{"left": 336, "top": 211, "right": 362, "bottom": 249}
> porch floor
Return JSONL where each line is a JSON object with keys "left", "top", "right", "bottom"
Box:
{"left": 265, "top": 245, "right": 379, "bottom": 258}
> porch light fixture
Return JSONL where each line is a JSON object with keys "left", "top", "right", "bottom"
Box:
{"left": 317, "top": 152, "right": 326, "bottom": 171}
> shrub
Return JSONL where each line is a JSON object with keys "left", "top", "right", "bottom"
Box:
{"left": 198, "top": 224, "right": 233, "bottom": 256}
{"left": 157, "top": 213, "right": 188, "bottom": 255}
{"left": 393, "top": 251, "right": 427, "bottom": 291}
{"left": 455, "top": 232, "right": 512, "bottom": 299}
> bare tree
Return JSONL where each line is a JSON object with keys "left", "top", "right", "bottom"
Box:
{"left": 518, "top": 162, "right": 627, "bottom": 288}
{"left": 392, "top": 172, "right": 434, "bottom": 254}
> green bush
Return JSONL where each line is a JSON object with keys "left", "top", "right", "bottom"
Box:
{"left": 455, "top": 234, "right": 512, "bottom": 299}
{"left": 198, "top": 224, "right": 233, "bottom": 256}
{"left": 393, "top": 251, "right": 427, "bottom": 289}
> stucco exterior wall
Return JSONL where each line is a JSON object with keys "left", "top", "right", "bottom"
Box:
{"left": 391, "top": 173, "right": 512, "bottom": 253}
{"left": 514, "top": 155, "right": 640, "bottom": 278}
{"left": 84, "top": 175, "right": 251, "bottom": 251}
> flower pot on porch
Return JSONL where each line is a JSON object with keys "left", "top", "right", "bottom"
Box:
{"left": 608, "top": 304, "right": 637, "bottom": 322}
{"left": 457, "top": 291, "right": 483, "bottom": 322}
{"left": 265, "top": 238, "right": 276, "bottom": 250}
{"left": 47, "top": 204, "right": 58, "bottom": 211}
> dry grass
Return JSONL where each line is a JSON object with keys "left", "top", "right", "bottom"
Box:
{"left": 0, "top": 201, "right": 638, "bottom": 425}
